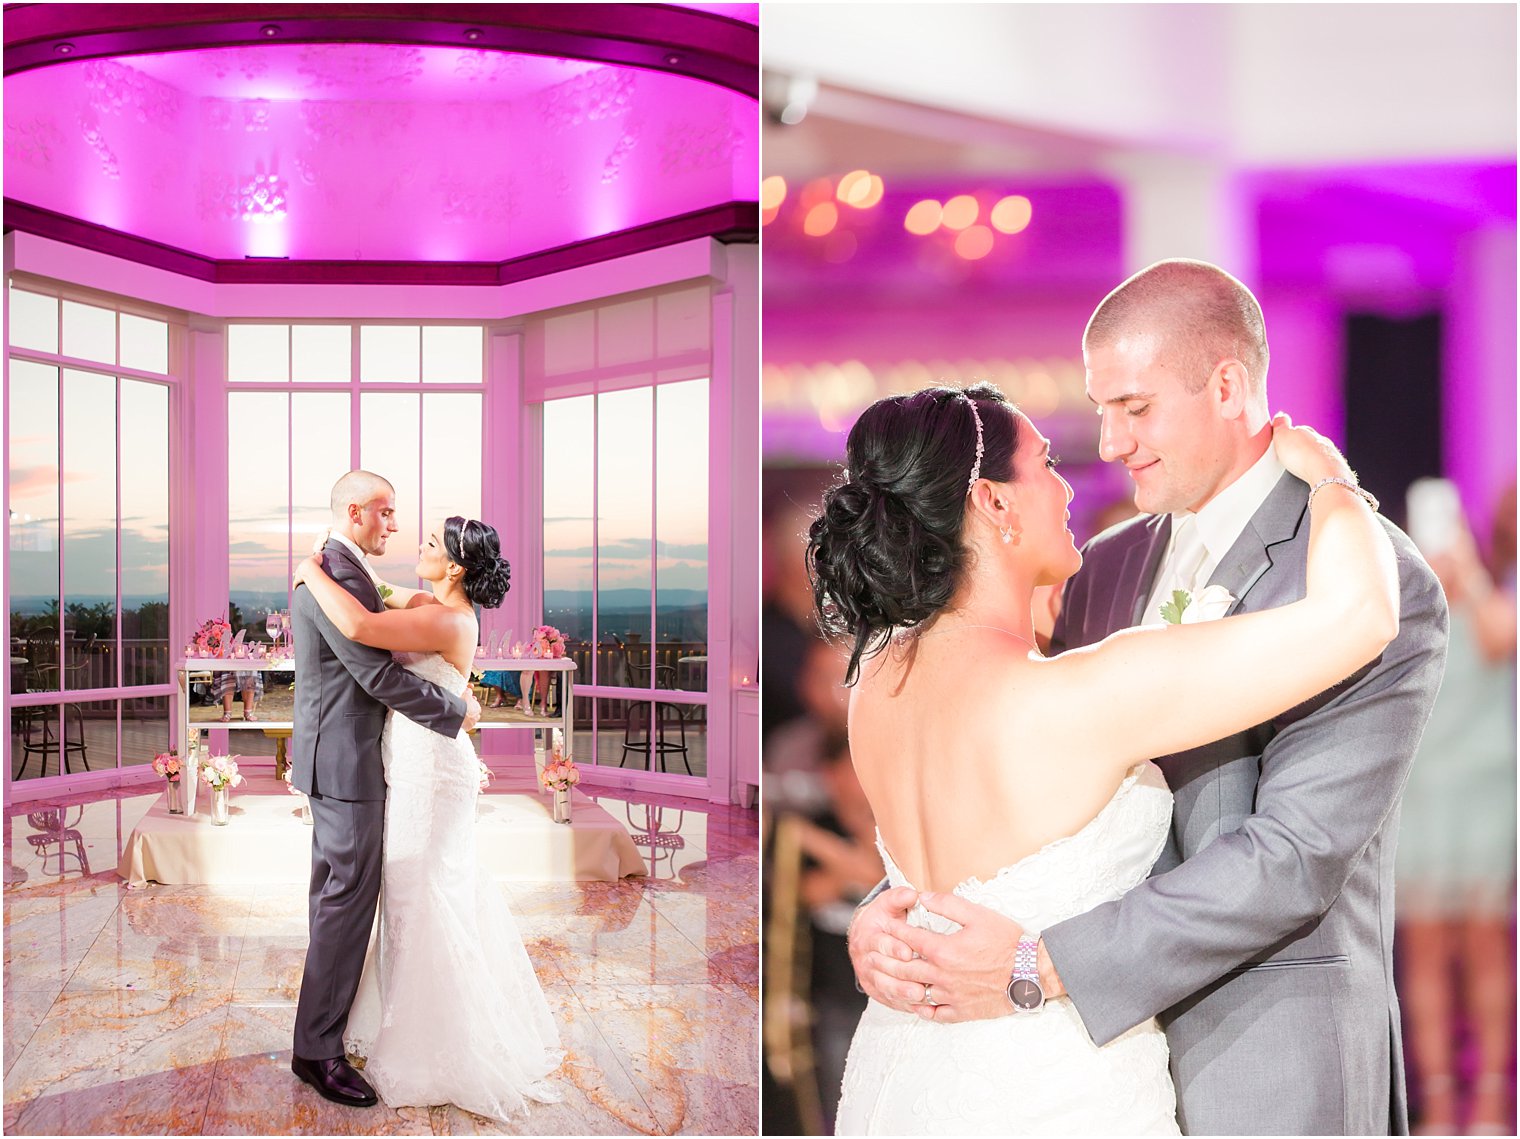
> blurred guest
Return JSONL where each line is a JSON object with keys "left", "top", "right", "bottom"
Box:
{"left": 215, "top": 670, "right": 262, "bottom": 722}
{"left": 793, "top": 729, "right": 883, "bottom": 1132}
{"left": 763, "top": 501, "right": 819, "bottom": 745}
{"left": 1397, "top": 485, "right": 1517, "bottom": 1135}
{"left": 478, "top": 667, "right": 521, "bottom": 709}
{"left": 763, "top": 636, "right": 860, "bottom": 1134}
{"left": 764, "top": 636, "right": 849, "bottom": 816}
{"left": 1091, "top": 493, "right": 1142, "bottom": 537}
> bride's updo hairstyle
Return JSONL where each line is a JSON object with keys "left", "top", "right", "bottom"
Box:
{"left": 807, "top": 382, "right": 1020, "bottom": 684}
{"left": 444, "top": 516, "right": 512, "bottom": 609}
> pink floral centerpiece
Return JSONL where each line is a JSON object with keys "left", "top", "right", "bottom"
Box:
{"left": 153, "top": 751, "right": 185, "bottom": 813}
{"left": 281, "top": 765, "right": 313, "bottom": 824}
{"left": 199, "top": 753, "right": 244, "bottom": 790}
{"left": 538, "top": 754, "right": 580, "bottom": 791}
{"left": 187, "top": 617, "right": 233, "bottom": 658}
{"left": 530, "top": 624, "right": 567, "bottom": 659}
{"left": 539, "top": 752, "right": 579, "bottom": 824}
{"left": 199, "top": 753, "right": 245, "bottom": 826}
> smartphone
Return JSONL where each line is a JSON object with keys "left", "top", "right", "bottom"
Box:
{"left": 1406, "top": 477, "right": 1464, "bottom": 556}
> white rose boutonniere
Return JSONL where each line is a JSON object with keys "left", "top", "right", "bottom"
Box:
{"left": 1160, "top": 584, "right": 1237, "bottom": 625}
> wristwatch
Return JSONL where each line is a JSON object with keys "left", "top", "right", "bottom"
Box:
{"left": 1006, "top": 935, "right": 1045, "bottom": 1012}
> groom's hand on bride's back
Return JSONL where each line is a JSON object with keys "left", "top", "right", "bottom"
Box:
{"left": 851, "top": 890, "right": 1065, "bottom": 1023}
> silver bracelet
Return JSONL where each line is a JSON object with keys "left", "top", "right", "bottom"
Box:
{"left": 1308, "top": 477, "right": 1379, "bottom": 514}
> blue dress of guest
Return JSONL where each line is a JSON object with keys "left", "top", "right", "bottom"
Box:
{"left": 479, "top": 669, "right": 522, "bottom": 706}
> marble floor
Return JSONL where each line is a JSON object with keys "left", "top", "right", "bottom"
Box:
{"left": 2, "top": 781, "right": 759, "bottom": 1135}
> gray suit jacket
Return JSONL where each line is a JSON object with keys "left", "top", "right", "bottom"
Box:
{"left": 290, "top": 539, "right": 466, "bottom": 801}
{"left": 1043, "top": 473, "right": 1447, "bottom": 1136}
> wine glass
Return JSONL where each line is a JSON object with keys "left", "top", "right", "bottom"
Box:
{"left": 266, "top": 610, "right": 282, "bottom": 648}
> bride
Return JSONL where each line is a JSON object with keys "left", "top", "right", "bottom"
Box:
{"left": 293, "top": 516, "right": 563, "bottom": 1121}
{"left": 806, "top": 384, "right": 1398, "bottom": 1134}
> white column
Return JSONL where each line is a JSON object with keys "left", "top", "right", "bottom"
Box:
{"left": 182, "top": 321, "right": 228, "bottom": 751}
{"left": 485, "top": 328, "right": 532, "bottom": 761}
{"left": 709, "top": 242, "right": 759, "bottom": 806}
{"left": 484, "top": 329, "right": 531, "bottom": 654}
{"left": 1105, "top": 153, "right": 1258, "bottom": 286}
{"left": 3, "top": 234, "right": 14, "bottom": 796}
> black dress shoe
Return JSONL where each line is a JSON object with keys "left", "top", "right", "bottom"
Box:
{"left": 291, "top": 1054, "right": 378, "bottom": 1107}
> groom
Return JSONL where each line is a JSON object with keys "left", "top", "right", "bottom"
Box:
{"left": 288, "top": 470, "right": 479, "bottom": 1107}
{"left": 850, "top": 260, "right": 1448, "bottom": 1134}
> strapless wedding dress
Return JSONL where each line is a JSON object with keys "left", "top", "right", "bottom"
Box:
{"left": 836, "top": 762, "right": 1180, "bottom": 1135}
{"left": 344, "top": 651, "right": 563, "bottom": 1121}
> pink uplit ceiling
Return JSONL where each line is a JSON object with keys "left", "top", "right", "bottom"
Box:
{"left": 4, "top": 41, "right": 757, "bottom": 263}
{"left": 676, "top": 4, "right": 759, "bottom": 24}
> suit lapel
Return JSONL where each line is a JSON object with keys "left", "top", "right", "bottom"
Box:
{"left": 325, "top": 539, "right": 382, "bottom": 609}
{"left": 1205, "top": 472, "right": 1309, "bottom": 615}
{"left": 1123, "top": 514, "right": 1173, "bottom": 631}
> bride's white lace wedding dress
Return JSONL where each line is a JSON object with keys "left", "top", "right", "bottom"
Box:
{"left": 836, "top": 761, "right": 1180, "bottom": 1135}
{"left": 344, "top": 651, "right": 563, "bottom": 1121}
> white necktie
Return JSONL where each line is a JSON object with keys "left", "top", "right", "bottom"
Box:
{"left": 1169, "top": 514, "right": 1209, "bottom": 596}
{"left": 1145, "top": 514, "right": 1210, "bottom": 626}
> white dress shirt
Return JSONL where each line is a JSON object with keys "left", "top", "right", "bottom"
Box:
{"left": 1141, "top": 444, "right": 1287, "bottom": 626}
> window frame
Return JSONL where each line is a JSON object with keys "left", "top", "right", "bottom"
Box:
{"left": 5, "top": 277, "right": 181, "bottom": 791}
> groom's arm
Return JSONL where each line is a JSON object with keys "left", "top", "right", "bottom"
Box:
{"left": 295, "top": 572, "right": 468, "bottom": 739}
{"left": 1042, "top": 525, "right": 1447, "bottom": 1044}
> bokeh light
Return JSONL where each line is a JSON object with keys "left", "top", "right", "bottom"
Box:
{"left": 954, "top": 224, "right": 994, "bottom": 260}
{"left": 904, "top": 199, "right": 943, "bottom": 235}
{"left": 991, "top": 194, "right": 1033, "bottom": 234}
{"left": 942, "top": 194, "right": 979, "bottom": 230}
{"left": 761, "top": 174, "right": 788, "bottom": 211}
{"left": 803, "top": 201, "right": 839, "bottom": 237}
{"left": 836, "top": 170, "right": 873, "bottom": 206}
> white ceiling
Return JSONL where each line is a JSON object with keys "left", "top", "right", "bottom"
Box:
{"left": 761, "top": 3, "right": 1517, "bottom": 177}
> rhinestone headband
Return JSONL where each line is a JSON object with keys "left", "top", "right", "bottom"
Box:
{"left": 965, "top": 395, "right": 985, "bottom": 494}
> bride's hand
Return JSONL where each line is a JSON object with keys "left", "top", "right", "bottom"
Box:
{"left": 292, "top": 553, "right": 324, "bottom": 588}
{"left": 847, "top": 887, "right": 922, "bottom": 1010}
{"left": 1272, "top": 412, "right": 1355, "bottom": 488}
{"left": 312, "top": 527, "right": 332, "bottom": 555}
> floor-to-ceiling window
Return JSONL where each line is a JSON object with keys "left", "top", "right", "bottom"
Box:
{"left": 221, "top": 321, "right": 483, "bottom": 759}
{"left": 534, "top": 285, "right": 711, "bottom": 783}
{"left": 224, "top": 321, "right": 484, "bottom": 627}
{"left": 6, "top": 283, "right": 173, "bottom": 786}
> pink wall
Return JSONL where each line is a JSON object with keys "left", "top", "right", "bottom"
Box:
{"left": 1443, "top": 225, "right": 1518, "bottom": 536}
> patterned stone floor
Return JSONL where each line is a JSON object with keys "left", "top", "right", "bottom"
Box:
{"left": 2, "top": 781, "right": 758, "bottom": 1135}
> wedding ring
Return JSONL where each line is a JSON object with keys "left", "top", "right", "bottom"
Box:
{"left": 923, "top": 984, "right": 939, "bottom": 1007}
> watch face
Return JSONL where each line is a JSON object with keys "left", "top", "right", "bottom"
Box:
{"left": 1010, "top": 978, "right": 1044, "bottom": 1011}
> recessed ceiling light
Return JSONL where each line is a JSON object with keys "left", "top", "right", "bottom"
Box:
{"left": 464, "top": 28, "right": 484, "bottom": 41}
{"left": 665, "top": 53, "right": 681, "bottom": 65}
{"left": 260, "top": 25, "right": 281, "bottom": 38}
{"left": 55, "top": 42, "right": 76, "bottom": 55}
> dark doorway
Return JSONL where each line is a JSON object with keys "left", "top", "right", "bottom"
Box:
{"left": 1343, "top": 312, "right": 1443, "bottom": 529}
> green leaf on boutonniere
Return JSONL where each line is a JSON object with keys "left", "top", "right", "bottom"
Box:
{"left": 1159, "top": 589, "right": 1192, "bottom": 625}
{"left": 377, "top": 583, "right": 393, "bottom": 601}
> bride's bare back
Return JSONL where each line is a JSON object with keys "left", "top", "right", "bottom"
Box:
{"left": 850, "top": 627, "right": 1128, "bottom": 894}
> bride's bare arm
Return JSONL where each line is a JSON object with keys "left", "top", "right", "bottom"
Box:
{"left": 374, "top": 579, "right": 437, "bottom": 610}
{"left": 295, "top": 555, "right": 469, "bottom": 653}
{"left": 1038, "top": 416, "right": 1399, "bottom": 777}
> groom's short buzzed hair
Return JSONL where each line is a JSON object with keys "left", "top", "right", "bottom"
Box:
{"left": 330, "top": 470, "right": 394, "bottom": 519}
{"left": 1084, "top": 259, "right": 1269, "bottom": 396}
